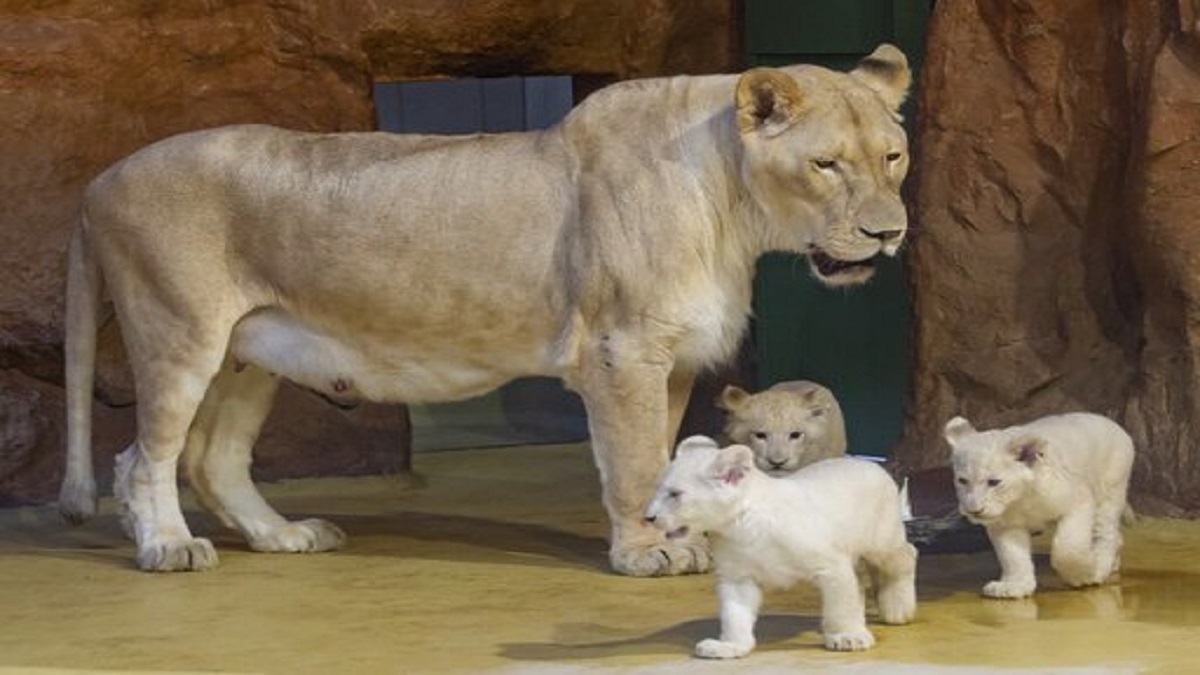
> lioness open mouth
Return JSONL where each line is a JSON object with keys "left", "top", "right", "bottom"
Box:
{"left": 807, "top": 248, "right": 877, "bottom": 285}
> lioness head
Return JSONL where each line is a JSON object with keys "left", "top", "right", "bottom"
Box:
{"left": 944, "top": 416, "right": 1046, "bottom": 524}
{"left": 736, "top": 44, "right": 911, "bottom": 286}
{"left": 718, "top": 381, "right": 846, "bottom": 475}
{"left": 644, "top": 436, "right": 756, "bottom": 539}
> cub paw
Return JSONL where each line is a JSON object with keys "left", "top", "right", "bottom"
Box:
{"left": 983, "top": 579, "right": 1036, "bottom": 599}
{"left": 610, "top": 536, "right": 712, "bottom": 577}
{"left": 694, "top": 638, "right": 753, "bottom": 659}
{"left": 136, "top": 537, "right": 219, "bottom": 572}
{"left": 824, "top": 627, "right": 875, "bottom": 651}
{"left": 249, "top": 519, "right": 347, "bottom": 553}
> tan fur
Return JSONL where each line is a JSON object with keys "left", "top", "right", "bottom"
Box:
{"left": 59, "top": 45, "right": 912, "bottom": 574}
{"left": 718, "top": 381, "right": 847, "bottom": 474}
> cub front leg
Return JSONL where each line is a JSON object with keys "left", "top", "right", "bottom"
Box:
{"left": 696, "top": 577, "right": 761, "bottom": 659}
{"left": 575, "top": 332, "right": 711, "bottom": 577}
{"left": 983, "top": 525, "right": 1037, "bottom": 598}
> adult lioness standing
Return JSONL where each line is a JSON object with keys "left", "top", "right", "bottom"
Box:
{"left": 60, "top": 45, "right": 912, "bottom": 575}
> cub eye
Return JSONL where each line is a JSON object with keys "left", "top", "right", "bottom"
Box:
{"left": 813, "top": 158, "right": 837, "bottom": 171}
{"left": 886, "top": 151, "right": 903, "bottom": 162}
{"left": 956, "top": 477, "right": 968, "bottom": 486}
{"left": 986, "top": 478, "right": 1002, "bottom": 488}
{"left": 667, "top": 489, "right": 682, "bottom": 499}
{"left": 788, "top": 431, "right": 803, "bottom": 440}
{"left": 753, "top": 432, "right": 767, "bottom": 440}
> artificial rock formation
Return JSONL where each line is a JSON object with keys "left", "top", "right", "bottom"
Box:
{"left": 899, "top": 0, "right": 1200, "bottom": 514}
{"left": 0, "top": 0, "right": 737, "bottom": 504}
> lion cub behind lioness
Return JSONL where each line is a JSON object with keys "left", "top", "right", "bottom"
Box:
{"left": 646, "top": 436, "right": 916, "bottom": 655}
{"left": 718, "top": 380, "right": 847, "bottom": 475}
{"left": 944, "top": 413, "right": 1135, "bottom": 599}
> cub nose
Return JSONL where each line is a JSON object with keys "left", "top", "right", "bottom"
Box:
{"left": 644, "top": 514, "right": 657, "bottom": 524}
{"left": 768, "top": 459, "right": 787, "bottom": 470}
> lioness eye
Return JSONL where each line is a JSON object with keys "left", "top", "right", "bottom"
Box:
{"left": 987, "top": 478, "right": 1002, "bottom": 487}
{"left": 813, "top": 158, "right": 837, "bottom": 170}
{"left": 886, "top": 151, "right": 903, "bottom": 162}
{"left": 753, "top": 432, "right": 767, "bottom": 440}
{"left": 789, "top": 431, "right": 803, "bottom": 440}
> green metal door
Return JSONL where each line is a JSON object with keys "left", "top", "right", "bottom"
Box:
{"left": 745, "top": 0, "right": 930, "bottom": 456}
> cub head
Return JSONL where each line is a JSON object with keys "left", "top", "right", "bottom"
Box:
{"left": 644, "top": 436, "right": 756, "bottom": 539}
{"left": 717, "top": 381, "right": 847, "bottom": 475}
{"left": 735, "top": 44, "right": 911, "bottom": 287}
{"left": 944, "top": 416, "right": 1046, "bottom": 524}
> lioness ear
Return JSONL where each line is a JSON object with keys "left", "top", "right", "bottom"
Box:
{"left": 676, "top": 435, "right": 719, "bottom": 457}
{"left": 1009, "top": 436, "right": 1046, "bottom": 467}
{"left": 943, "top": 416, "right": 976, "bottom": 443}
{"left": 717, "top": 384, "right": 751, "bottom": 412}
{"left": 711, "top": 444, "right": 755, "bottom": 485}
{"left": 735, "top": 68, "right": 803, "bottom": 136}
{"left": 850, "top": 43, "right": 911, "bottom": 113}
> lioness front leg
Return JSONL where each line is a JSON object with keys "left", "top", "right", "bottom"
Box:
{"left": 983, "top": 525, "right": 1037, "bottom": 598}
{"left": 184, "top": 362, "right": 346, "bottom": 554}
{"left": 695, "top": 577, "right": 761, "bottom": 659}
{"left": 576, "top": 333, "right": 711, "bottom": 577}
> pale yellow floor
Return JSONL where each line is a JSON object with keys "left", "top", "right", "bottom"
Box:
{"left": 2, "top": 443, "right": 1198, "bottom": 674}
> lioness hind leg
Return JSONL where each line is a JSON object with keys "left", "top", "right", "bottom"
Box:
{"left": 866, "top": 542, "right": 918, "bottom": 625}
{"left": 117, "top": 359, "right": 226, "bottom": 572}
{"left": 184, "top": 361, "right": 346, "bottom": 554}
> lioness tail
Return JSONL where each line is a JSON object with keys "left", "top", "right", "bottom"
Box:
{"left": 59, "top": 220, "right": 102, "bottom": 523}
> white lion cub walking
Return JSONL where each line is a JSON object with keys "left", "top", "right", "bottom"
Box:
{"left": 944, "top": 413, "right": 1135, "bottom": 599}
{"left": 718, "top": 380, "right": 847, "bottom": 475}
{"left": 645, "top": 436, "right": 917, "bottom": 655}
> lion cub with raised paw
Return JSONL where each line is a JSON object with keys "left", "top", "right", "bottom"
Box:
{"left": 645, "top": 436, "right": 917, "bottom": 655}
{"left": 718, "top": 381, "right": 847, "bottom": 475}
{"left": 944, "top": 413, "right": 1135, "bottom": 599}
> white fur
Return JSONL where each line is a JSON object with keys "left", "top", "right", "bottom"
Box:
{"left": 645, "top": 436, "right": 916, "bottom": 655}
{"left": 944, "top": 412, "right": 1135, "bottom": 599}
{"left": 718, "top": 381, "right": 847, "bottom": 474}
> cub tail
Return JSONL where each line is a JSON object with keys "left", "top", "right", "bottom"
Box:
{"left": 59, "top": 221, "right": 103, "bottom": 523}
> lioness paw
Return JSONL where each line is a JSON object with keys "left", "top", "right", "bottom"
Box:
{"left": 694, "top": 638, "right": 753, "bottom": 659}
{"left": 983, "top": 579, "right": 1036, "bottom": 599}
{"left": 824, "top": 627, "right": 875, "bottom": 652}
{"left": 610, "top": 538, "right": 712, "bottom": 577}
{"left": 249, "top": 519, "right": 347, "bottom": 553}
{"left": 136, "top": 537, "right": 219, "bottom": 572}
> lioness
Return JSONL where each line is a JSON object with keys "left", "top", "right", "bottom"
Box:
{"left": 59, "top": 45, "right": 912, "bottom": 574}
{"left": 944, "top": 413, "right": 1135, "bottom": 598}
{"left": 718, "top": 380, "right": 847, "bottom": 474}
{"left": 645, "top": 436, "right": 917, "bottom": 654}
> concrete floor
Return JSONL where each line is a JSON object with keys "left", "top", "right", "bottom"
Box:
{"left": 2, "top": 442, "right": 1198, "bottom": 674}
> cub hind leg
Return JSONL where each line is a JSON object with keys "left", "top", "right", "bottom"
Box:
{"left": 865, "top": 541, "right": 918, "bottom": 625}
{"left": 184, "top": 360, "right": 346, "bottom": 554}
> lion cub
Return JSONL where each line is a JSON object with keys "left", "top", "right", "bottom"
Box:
{"left": 718, "top": 381, "right": 847, "bottom": 475}
{"left": 944, "top": 413, "right": 1135, "bottom": 599}
{"left": 645, "top": 436, "right": 917, "bottom": 655}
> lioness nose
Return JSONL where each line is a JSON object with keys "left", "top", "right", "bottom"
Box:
{"left": 860, "top": 227, "right": 904, "bottom": 242}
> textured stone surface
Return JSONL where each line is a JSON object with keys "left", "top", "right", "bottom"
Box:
{"left": 899, "top": 0, "right": 1200, "bottom": 514}
{"left": 0, "top": 1, "right": 737, "bottom": 505}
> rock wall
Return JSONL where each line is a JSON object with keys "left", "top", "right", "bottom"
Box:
{"left": 0, "top": 0, "right": 737, "bottom": 505}
{"left": 899, "top": 0, "right": 1200, "bottom": 514}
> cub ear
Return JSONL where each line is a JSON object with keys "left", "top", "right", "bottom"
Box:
{"left": 943, "top": 416, "right": 976, "bottom": 443}
{"left": 850, "top": 43, "right": 911, "bottom": 113}
{"left": 711, "top": 444, "right": 755, "bottom": 485}
{"left": 735, "top": 68, "right": 804, "bottom": 137}
{"left": 676, "top": 435, "right": 719, "bottom": 457}
{"left": 717, "top": 384, "right": 751, "bottom": 412}
{"left": 1009, "top": 436, "right": 1046, "bottom": 467}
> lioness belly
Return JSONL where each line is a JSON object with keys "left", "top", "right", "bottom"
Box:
{"left": 229, "top": 309, "right": 539, "bottom": 403}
